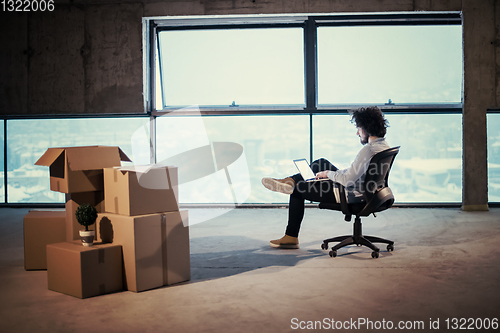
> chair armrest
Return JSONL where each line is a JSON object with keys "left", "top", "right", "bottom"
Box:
{"left": 358, "top": 187, "right": 395, "bottom": 216}
{"left": 337, "top": 184, "right": 351, "bottom": 216}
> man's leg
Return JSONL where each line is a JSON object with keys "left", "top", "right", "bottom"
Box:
{"left": 285, "top": 179, "right": 337, "bottom": 238}
{"left": 270, "top": 158, "right": 338, "bottom": 248}
{"left": 311, "top": 158, "right": 339, "bottom": 174}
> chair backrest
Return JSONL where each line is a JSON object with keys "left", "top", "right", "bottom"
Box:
{"left": 358, "top": 146, "right": 400, "bottom": 215}
{"left": 364, "top": 147, "right": 399, "bottom": 194}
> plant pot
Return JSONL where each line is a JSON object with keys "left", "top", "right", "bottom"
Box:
{"left": 79, "top": 230, "right": 95, "bottom": 246}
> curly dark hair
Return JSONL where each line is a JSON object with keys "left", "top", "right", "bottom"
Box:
{"left": 349, "top": 106, "right": 389, "bottom": 137}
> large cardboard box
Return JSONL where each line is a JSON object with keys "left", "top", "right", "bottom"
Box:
{"left": 96, "top": 210, "right": 190, "bottom": 292}
{"left": 65, "top": 191, "right": 105, "bottom": 242}
{"left": 96, "top": 212, "right": 163, "bottom": 292}
{"left": 23, "top": 210, "right": 66, "bottom": 270}
{"left": 47, "top": 242, "right": 123, "bottom": 299}
{"left": 162, "top": 210, "right": 191, "bottom": 286}
{"left": 103, "top": 165, "right": 179, "bottom": 216}
{"left": 161, "top": 210, "right": 191, "bottom": 286}
{"left": 35, "top": 146, "right": 131, "bottom": 193}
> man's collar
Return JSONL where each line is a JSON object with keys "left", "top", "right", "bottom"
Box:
{"left": 368, "top": 137, "right": 385, "bottom": 144}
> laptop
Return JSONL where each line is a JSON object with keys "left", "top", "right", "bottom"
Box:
{"left": 293, "top": 158, "right": 329, "bottom": 182}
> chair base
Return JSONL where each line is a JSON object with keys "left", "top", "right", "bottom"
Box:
{"left": 321, "top": 216, "right": 394, "bottom": 258}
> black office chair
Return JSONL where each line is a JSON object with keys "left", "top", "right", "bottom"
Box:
{"left": 319, "top": 147, "right": 400, "bottom": 258}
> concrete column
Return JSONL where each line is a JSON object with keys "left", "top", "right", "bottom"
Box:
{"left": 462, "top": 0, "right": 496, "bottom": 211}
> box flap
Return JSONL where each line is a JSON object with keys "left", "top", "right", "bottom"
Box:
{"left": 118, "top": 148, "right": 132, "bottom": 163}
{"left": 66, "top": 146, "right": 132, "bottom": 171}
{"left": 35, "top": 148, "right": 65, "bottom": 167}
{"left": 113, "top": 164, "right": 168, "bottom": 174}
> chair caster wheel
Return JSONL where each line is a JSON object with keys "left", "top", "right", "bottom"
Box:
{"left": 387, "top": 244, "right": 394, "bottom": 252}
{"left": 371, "top": 251, "right": 379, "bottom": 259}
{"left": 321, "top": 243, "right": 328, "bottom": 250}
{"left": 329, "top": 250, "right": 337, "bottom": 258}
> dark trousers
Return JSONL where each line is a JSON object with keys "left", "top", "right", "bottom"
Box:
{"left": 286, "top": 158, "right": 338, "bottom": 238}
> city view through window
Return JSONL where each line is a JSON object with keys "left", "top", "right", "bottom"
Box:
{"left": 2, "top": 113, "right": 499, "bottom": 204}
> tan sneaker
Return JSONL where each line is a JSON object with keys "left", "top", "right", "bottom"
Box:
{"left": 261, "top": 177, "right": 295, "bottom": 195}
{"left": 269, "top": 235, "right": 299, "bottom": 249}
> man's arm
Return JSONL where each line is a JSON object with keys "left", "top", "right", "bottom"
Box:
{"left": 316, "top": 145, "right": 373, "bottom": 187}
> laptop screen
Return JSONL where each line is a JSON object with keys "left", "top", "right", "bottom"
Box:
{"left": 293, "top": 159, "right": 316, "bottom": 180}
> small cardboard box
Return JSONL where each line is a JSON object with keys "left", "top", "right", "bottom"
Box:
{"left": 103, "top": 165, "right": 179, "bottom": 216}
{"left": 24, "top": 210, "right": 66, "bottom": 270}
{"left": 96, "top": 210, "right": 190, "bottom": 292}
{"left": 65, "top": 191, "right": 105, "bottom": 242}
{"left": 35, "top": 146, "right": 131, "bottom": 193}
{"left": 47, "top": 242, "right": 123, "bottom": 299}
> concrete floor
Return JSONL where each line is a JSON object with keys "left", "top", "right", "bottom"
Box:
{"left": 1, "top": 207, "right": 499, "bottom": 333}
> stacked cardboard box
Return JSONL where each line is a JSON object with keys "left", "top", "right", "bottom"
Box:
{"left": 96, "top": 164, "right": 191, "bottom": 292}
{"left": 23, "top": 146, "right": 130, "bottom": 272}
{"left": 24, "top": 146, "right": 131, "bottom": 298}
{"left": 47, "top": 242, "right": 123, "bottom": 299}
{"left": 27, "top": 146, "right": 191, "bottom": 297}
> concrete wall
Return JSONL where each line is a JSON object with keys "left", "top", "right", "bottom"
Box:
{"left": 0, "top": 0, "right": 497, "bottom": 209}
{"left": 0, "top": 3, "right": 143, "bottom": 114}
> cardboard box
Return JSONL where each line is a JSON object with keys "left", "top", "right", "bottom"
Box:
{"left": 47, "top": 242, "right": 123, "bottom": 299}
{"left": 65, "top": 191, "right": 105, "bottom": 242}
{"left": 96, "top": 212, "right": 163, "bottom": 292}
{"left": 24, "top": 210, "right": 66, "bottom": 270}
{"left": 104, "top": 165, "right": 179, "bottom": 216}
{"left": 162, "top": 210, "right": 191, "bottom": 286}
{"left": 35, "top": 146, "right": 131, "bottom": 193}
{"left": 96, "top": 210, "right": 190, "bottom": 292}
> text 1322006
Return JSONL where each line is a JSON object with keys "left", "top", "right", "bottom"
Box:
{"left": 2, "top": 0, "right": 54, "bottom": 12}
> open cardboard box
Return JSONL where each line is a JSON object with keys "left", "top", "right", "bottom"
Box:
{"left": 35, "top": 146, "right": 131, "bottom": 193}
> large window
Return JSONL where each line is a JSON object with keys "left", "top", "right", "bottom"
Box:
{"left": 317, "top": 25, "right": 463, "bottom": 105}
{"left": 156, "top": 28, "right": 304, "bottom": 109}
{"left": 148, "top": 13, "right": 465, "bottom": 205}
{"left": 6, "top": 117, "right": 149, "bottom": 203}
{"left": 151, "top": 13, "right": 463, "bottom": 112}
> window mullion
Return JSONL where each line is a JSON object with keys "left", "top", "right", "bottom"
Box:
{"left": 304, "top": 18, "right": 317, "bottom": 111}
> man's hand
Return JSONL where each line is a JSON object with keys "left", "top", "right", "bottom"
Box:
{"left": 315, "top": 171, "right": 329, "bottom": 180}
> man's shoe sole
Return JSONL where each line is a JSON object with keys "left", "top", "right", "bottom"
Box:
{"left": 262, "top": 178, "right": 293, "bottom": 195}
{"left": 269, "top": 242, "right": 299, "bottom": 249}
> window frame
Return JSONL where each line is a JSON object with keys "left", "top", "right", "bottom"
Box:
{"left": 146, "top": 12, "right": 463, "bottom": 115}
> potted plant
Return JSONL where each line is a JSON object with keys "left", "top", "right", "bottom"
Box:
{"left": 75, "top": 203, "right": 98, "bottom": 246}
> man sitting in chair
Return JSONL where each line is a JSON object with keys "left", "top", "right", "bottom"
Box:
{"left": 261, "top": 106, "right": 390, "bottom": 249}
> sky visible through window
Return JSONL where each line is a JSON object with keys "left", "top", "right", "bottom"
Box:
{"left": 157, "top": 28, "right": 304, "bottom": 108}
{"left": 156, "top": 24, "right": 462, "bottom": 109}
{"left": 318, "top": 25, "right": 463, "bottom": 105}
